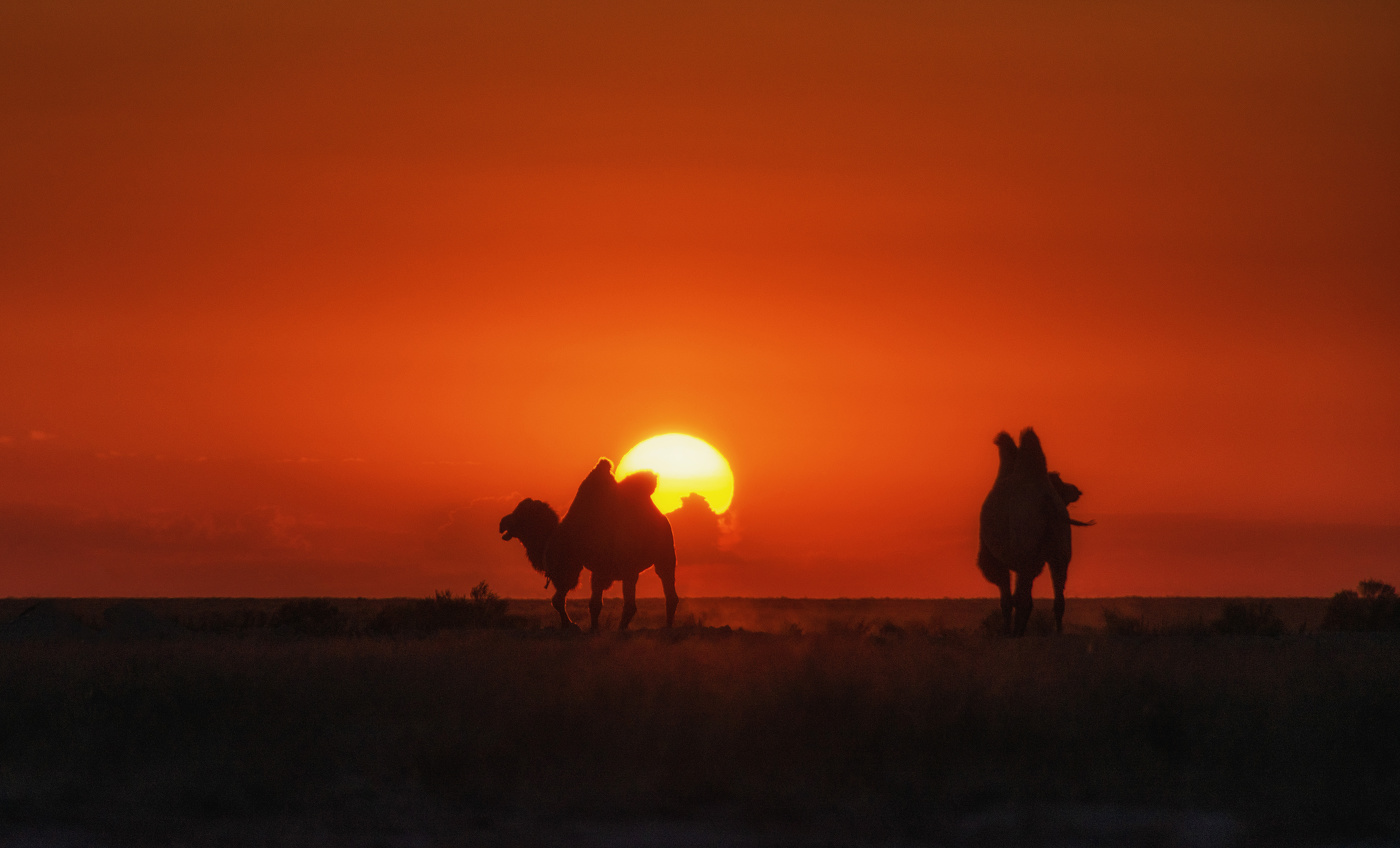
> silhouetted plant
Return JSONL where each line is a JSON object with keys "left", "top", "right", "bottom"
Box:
{"left": 1102, "top": 608, "right": 1147, "bottom": 637}
{"left": 826, "top": 618, "right": 872, "bottom": 637}
{"left": 676, "top": 612, "right": 709, "bottom": 629}
{"left": 978, "top": 608, "right": 1054, "bottom": 637}
{"left": 370, "top": 583, "right": 526, "bottom": 635}
{"left": 1027, "top": 609, "right": 1056, "bottom": 636}
{"left": 877, "top": 620, "right": 906, "bottom": 640}
{"left": 1212, "top": 600, "right": 1285, "bottom": 636}
{"left": 979, "top": 609, "right": 1008, "bottom": 637}
{"left": 271, "top": 599, "right": 344, "bottom": 637}
{"left": 1322, "top": 580, "right": 1400, "bottom": 632}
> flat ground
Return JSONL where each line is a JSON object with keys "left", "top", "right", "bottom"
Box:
{"left": 0, "top": 595, "right": 1336, "bottom": 635}
{"left": 0, "top": 597, "right": 1395, "bottom": 847}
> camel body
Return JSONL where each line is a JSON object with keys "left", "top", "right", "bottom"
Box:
{"left": 501, "top": 458, "right": 678, "bottom": 630}
{"left": 978, "top": 428, "right": 1087, "bottom": 636}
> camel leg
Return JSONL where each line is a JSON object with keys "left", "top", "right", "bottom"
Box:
{"left": 620, "top": 574, "right": 638, "bottom": 630}
{"left": 997, "top": 576, "right": 1014, "bottom": 635}
{"left": 655, "top": 553, "right": 679, "bottom": 627}
{"left": 1050, "top": 561, "right": 1068, "bottom": 634}
{"left": 1012, "top": 569, "right": 1035, "bottom": 637}
{"left": 552, "top": 585, "right": 575, "bottom": 630}
{"left": 588, "top": 572, "right": 612, "bottom": 632}
{"left": 978, "top": 544, "right": 1012, "bottom": 634}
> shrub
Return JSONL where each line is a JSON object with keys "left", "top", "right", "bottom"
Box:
{"left": 1027, "top": 609, "right": 1056, "bottom": 636}
{"left": 370, "top": 583, "right": 526, "bottom": 635}
{"left": 1212, "top": 600, "right": 1285, "bottom": 636}
{"left": 271, "top": 599, "right": 345, "bottom": 637}
{"left": 1322, "top": 580, "right": 1400, "bottom": 632}
{"left": 979, "top": 609, "right": 1008, "bottom": 637}
{"left": 978, "top": 608, "right": 1055, "bottom": 637}
{"left": 1102, "top": 608, "right": 1147, "bottom": 637}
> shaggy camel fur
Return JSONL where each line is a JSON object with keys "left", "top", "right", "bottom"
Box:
{"left": 977, "top": 428, "right": 1091, "bottom": 635}
{"left": 500, "top": 458, "right": 678, "bottom": 631}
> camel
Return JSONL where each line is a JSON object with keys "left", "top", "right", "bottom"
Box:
{"left": 500, "top": 458, "right": 679, "bottom": 631}
{"left": 977, "top": 428, "right": 1092, "bottom": 636}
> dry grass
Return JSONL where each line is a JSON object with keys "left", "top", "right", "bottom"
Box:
{"left": 0, "top": 598, "right": 1398, "bottom": 845}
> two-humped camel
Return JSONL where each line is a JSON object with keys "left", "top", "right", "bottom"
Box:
{"left": 978, "top": 428, "right": 1092, "bottom": 636}
{"left": 500, "top": 458, "right": 678, "bottom": 631}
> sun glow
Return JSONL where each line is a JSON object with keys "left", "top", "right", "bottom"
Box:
{"left": 616, "top": 433, "right": 734, "bottom": 515}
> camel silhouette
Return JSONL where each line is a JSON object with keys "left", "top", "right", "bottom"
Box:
{"left": 977, "top": 428, "right": 1092, "bottom": 636}
{"left": 500, "top": 458, "right": 678, "bottom": 631}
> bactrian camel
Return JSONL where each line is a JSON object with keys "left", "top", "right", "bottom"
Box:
{"left": 500, "top": 458, "right": 678, "bottom": 631}
{"left": 977, "top": 428, "right": 1093, "bottom": 636}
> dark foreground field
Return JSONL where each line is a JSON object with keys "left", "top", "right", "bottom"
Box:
{"left": 1, "top": 598, "right": 1397, "bottom": 847}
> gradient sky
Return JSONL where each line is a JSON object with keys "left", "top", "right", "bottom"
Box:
{"left": 3, "top": 1, "right": 1398, "bottom": 598}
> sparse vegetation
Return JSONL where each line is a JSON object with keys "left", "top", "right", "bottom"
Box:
{"left": 271, "top": 598, "right": 345, "bottom": 637}
{"left": 2, "top": 620, "right": 1399, "bottom": 843}
{"left": 1323, "top": 580, "right": 1400, "bottom": 632}
{"left": 1212, "top": 600, "right": 1287, "bottom": 636}
{"left": 1101, "top": 607, "right": 1147, "bottom": 636}
{"left": 1, "top": 595, "right": 1398, "bottom": 843}
{"left": 979, "top": 608, "right": 1056, "bottom": 637}
{"left": 369, "top": 583, "right": 527, "bottom": 635}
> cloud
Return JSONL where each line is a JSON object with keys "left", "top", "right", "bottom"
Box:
{"left": 0, "top": 503, "right": 313, "bottom": 559}
{"left": 425, "top": 496, "right": 524, "bottom": 563}
{"left": 28, "top": 430, "right": 56, "bottom": 441}
{"left": 668, "top": 493, "right": 743, "bottom": 565}
{"left": 0, "top": 500, "right": 506, "bottom": 596}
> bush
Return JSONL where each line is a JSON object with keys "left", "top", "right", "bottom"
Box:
{"left": 1322, "top": 580, "right": 1400, "bottom": 632}
{"left": 977, "top": 608, "right": 1055, "bottom": 637}
{"left": 1102, "top": 608, "right": 1147, "bottom": 637}
{"left": 271, "top": 599, "right": 344, "bottom": 637}
{"left": 978, "top": 609, "right": 1007, "bottom": 637}
{"left": 370, "top": 583, "right": 526, "bottom": 635}
{"left": 1212, "top": 600, "right": 1285, "bottom": 636}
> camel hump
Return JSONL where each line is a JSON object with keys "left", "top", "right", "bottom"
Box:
{"left": 582, "top": 456, "right": 616, "bottom": 489}
{"left": 573, "top": 457, "right": 618, "bottom": 499}
{"left": 993, "top": 431, "right": 1018, "bottom": 481}
{"left": 618, "top": 470, "right": 658, "bottom": 500}
{"left": 560, "top": 456, "right": 621, "bottom": 535}
{"left": 1014, "top": 427, "right": 1048, "bottom": 476}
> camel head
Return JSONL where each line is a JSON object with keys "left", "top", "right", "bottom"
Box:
{"left": 1048, "top": 472, "right": 1082, "bottom": 505}
{"left": 500, "top": 498, "right": 560, "bottom": 574}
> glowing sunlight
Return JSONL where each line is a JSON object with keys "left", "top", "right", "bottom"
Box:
{"left": 617, "top": 433, "right": 735, "bottom": 515}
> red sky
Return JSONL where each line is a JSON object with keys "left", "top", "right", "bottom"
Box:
{"left": 3, "top": 1, "right": 1398, "bottom": 598}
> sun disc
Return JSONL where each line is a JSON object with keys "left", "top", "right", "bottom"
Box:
{"left": 616, "top": 433, "right": 734, "bottom": 515}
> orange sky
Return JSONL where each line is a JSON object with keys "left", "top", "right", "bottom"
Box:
{"left": 3, "top": 1, "right": 1398, "bottom": 598}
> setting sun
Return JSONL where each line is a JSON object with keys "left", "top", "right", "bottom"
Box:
{"left": 616, "top": 434, "right": 734, "bottom": 515}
